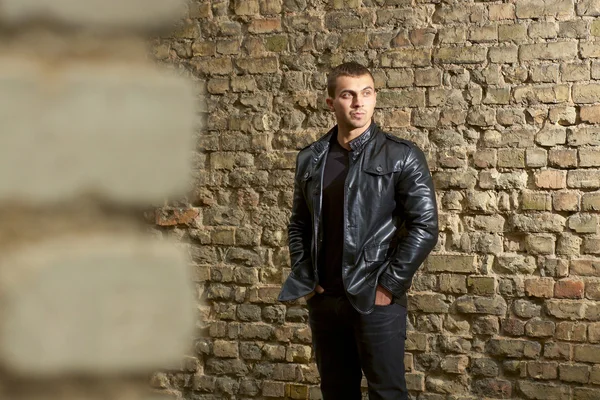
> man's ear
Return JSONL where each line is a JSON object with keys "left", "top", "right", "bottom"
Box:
{"left": 326, "top": 97, "right": 335, "bottom": 111}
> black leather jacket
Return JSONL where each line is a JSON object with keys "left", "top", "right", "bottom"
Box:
{"left": 278, "top": 123, "right": 439, "bottom": 314}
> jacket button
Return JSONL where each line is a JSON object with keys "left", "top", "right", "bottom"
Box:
{"left": 376, "top": 166, "right": 383, "bottom": 172}
{"left": 303, "top": 172, "right": 309, "bottom": 179}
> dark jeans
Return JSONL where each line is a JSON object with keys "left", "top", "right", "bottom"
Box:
{"left": 307, "top": 294, "right": 409, "bottom": 400}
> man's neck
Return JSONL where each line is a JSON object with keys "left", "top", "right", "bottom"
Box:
{"left": 337, "top": 124, "right": 370, "bottom": 151}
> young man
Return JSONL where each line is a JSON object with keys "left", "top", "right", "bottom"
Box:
{"left": 278, "top": 62, "right": 439, "bottom": 400}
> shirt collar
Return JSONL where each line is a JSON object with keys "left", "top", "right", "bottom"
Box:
{"left": 331, "top": 122, "right": 375, "bottom": 153}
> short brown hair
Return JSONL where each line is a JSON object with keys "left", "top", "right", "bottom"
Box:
{"left": 327, "top": 62, "right": 374, "bottom": 98}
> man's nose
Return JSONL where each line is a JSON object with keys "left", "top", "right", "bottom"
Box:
{"left": 352, "top": 95, "right": 363, "bottom": 107}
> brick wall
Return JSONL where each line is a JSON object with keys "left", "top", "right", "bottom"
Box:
{"left": 0, "top": 1, "right": 197, "bottom": 399}
{"left": 154, "top": 0, "right": 600, "bottom": 399}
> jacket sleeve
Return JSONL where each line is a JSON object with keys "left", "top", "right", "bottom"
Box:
{"left": 378, "top": 144, "right": 439, "bottom": 298}
{"left": 278, "top": 153, "right": 316, "bottom": 301}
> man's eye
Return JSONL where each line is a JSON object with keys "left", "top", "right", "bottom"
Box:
{"left": 363, "top": 91, "right": 372, "bottom": 96}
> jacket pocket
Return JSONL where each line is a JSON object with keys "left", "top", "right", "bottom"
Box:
{"left": 364, "top": 243, "right": 390, "bottom": 287}
{"left": 362, "top": 164, "right": 396, "bottom": 196}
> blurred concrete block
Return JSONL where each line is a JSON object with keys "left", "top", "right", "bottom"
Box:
{"left": 0, "top": 0, "right": 187, "bottom": 30}
{"left": 0, "top": 56, "right": 198, "bottom": 205}
{"left": 0, "top": 234, "right": 196, "bottom": 375}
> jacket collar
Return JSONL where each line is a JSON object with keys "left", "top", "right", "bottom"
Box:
{"left": 312, "top": 121, "right": 378, "bottom": 156}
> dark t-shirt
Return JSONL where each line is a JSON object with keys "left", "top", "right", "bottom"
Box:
{"left": 318, "top": 132, "right": 350, "bottom": 295}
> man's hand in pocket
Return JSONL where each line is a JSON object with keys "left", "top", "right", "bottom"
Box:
{"left": 375, "top": 285, "right": 393, "bottom": 306}
{"left": 305, "top": 285, "right": 325, "bottom": 301}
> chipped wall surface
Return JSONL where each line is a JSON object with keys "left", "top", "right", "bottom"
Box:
{"left": 154, "top": 0, "right": 600, "bottom": 399}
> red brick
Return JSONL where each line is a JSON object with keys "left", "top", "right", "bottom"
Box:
{"left": 555, "top": 279, "right": 585, "bottom": 299}
{"left": 535, "top": 170, "right": 567, "bottom": 189}
{"left": 155, "top": 207, "right": 199, "bottom": 226}
{"left": 525, "top": 277, "right": 555, "bottom": 298}
{"left": 503, "top": 318, "right": 526, "bottom": 336}
{"left": 249, "top": 18, "right": 282, "bottom": 34}
{"left": 580, "top": 105, "right": 600, "bottom": 124}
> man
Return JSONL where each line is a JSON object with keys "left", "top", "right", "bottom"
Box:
{"left": 278, "top": 62, "right": 438, "bottom": 400}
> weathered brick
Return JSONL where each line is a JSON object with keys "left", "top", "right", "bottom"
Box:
{"left": 467, "top": 276, "right": 496, "bottom": 296}
{"left": 489, "top": 3, "right": 515, "bottom": 20}
{"left": 570, "top": 165, "right": 600, "bottom": 186}
{"left": 579, "top": 149, "right": 600, "bottom": 167}
{"left": 454, "top": 295, "right": 507, "bottom": 315}
{"left": 525, "top": 318, "right": 555, "bottom": 338}
{"left": 249, "top": 18, "right": 282, "bottom": 34}
{"left": 525, "top": 234, "right": 556, "bottom": 255}
{"left": 405, "top": 372, "right": 425, "bottom": 391}
{"left": 522, "top": 191, "right": 552, "bottom": 211}
{"left": 469, "top": 25, "right": 498, "bottom": 43}
{"left": 574, "top": 83, "right": 600, "bottom": 103}
{"left": 439, "top": 274, "right": 468, "bottom": 294}
{"left": 499, "top": 24, "right": 528, "bottom": 42}
{"left": 530, "top": 22, "right": 558, "bottom": 39}
{"left": 546, "top": 299, "right": 586, "bottom": 319}
{"left": 568, "top": 214, "right": 599, "bottom": 233}
{"left": 556, "top": 321, "right": 587, "bottom": 341}
{"left": 517, "top": 380, "right": 570, "bottom": 399}
{"left": 580, "top": 105, "right": 600, "bottom": 124}
{"left": 577, "top": 0, "right": 600, "bottom": 15}
{"left": 530, "top": 64, "right": 559, "bottom": 83}
{"left": 548, "top": 149, "right": 577, "bottom": 168}
{"left": 380, "top": 49, "right": 431, "bottom": 68}
{"left": 415, "top": 68, "right": 442, "bottom": 87}
{"left": 519, "top": 42, "right": 577, "bottom": 61}
{"left": 588, "top": 322, "right": 600, "bottom": 342}
{"left": 263, "top": 381, "right": 286, "bottom": 397}
{"left": 528, "top": 361, "right": 558, "bottom": 380}
{"left": 406, "top": 331, "right": 428, "bottom": 351}
{"left": 534, "top": 170, "right": 567, "bottom": 189}
{"left": 425, "top": 255, "right": 477, "bottom": 273}
{"left": 408, "top": 293, "right": 450, "bottom": 313}
{"left": 487, "top": 338, "right": 541, "bottom": 358}
{"left": 592, "top": 365, "right": 600, "bottom": 384}
{"left": 559, "top": 20, "right": 589, "bottom": 38}
{"left": 554, "top": 191, "right": 580, "bottom": 211}
{"left": 377, "top": 89, "right": 426, "bottom": 107}
{"left": 434, "top": 46, "right": 488, "bottom": 64}
{"left": 571, "top": 259, "right": 600, "bottom": 276}
{"left": 557, "top": 233, "right": 582, "bottom": 256}
{"left": 440, "top": 355, "right": 469, "bottom": 374}
{"left": 503, "top": 318, "right": 526, "bottom": 336}
{"left": 568, "top": 127, "right": 600, "bottom": 146}
{"left": 479, "top": 170, "right": 527, "bottom": 189}
{"left": 518, "top": 0, "right": 574, "bottom": 17}
{"left": 497, "top": 149, "right": 525, "bottom": 168}
{"left": 236, "top": 57, "right": 279, "bottom": 74}
{"left": 526, "top": 148, "right": 548, "bottom": 168}
{"left": 525, "top": 277, "right": 555, "bottom": 298}
{"left": 574, "top": 344, "right": 600, "bottom": 363}
{"left": 559, "top": 363, "right": 590, "bottom": 383}
{"left": 573, "top": 387, "right": 600, "bottom": 400}
{"left": 544, "top": 341, "right": 572, "bottom": 360}
{"left": 587, "top": 281, "right": 600, "bottom": 300}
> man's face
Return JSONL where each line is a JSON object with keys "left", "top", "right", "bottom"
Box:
{"left": 326, "top": 74, "right": 377, "bottom": 133}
